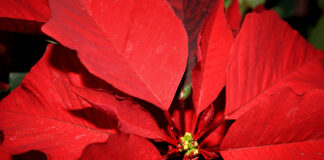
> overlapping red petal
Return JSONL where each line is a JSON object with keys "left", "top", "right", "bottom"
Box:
{"left": 221, "top": 87, "right": 324, "bottom": 160}
{"left": 71, "top": 86, "right": 168, "bottom": 140}
{"left": 42, "top": 0, "right": 188, "bottom": 110}
{"left": 192, "top": 0, "right": 234, "bottom": 116}
{"left": 80, "top": 133, "right": 161, "bottom": 160}
{"left": 0, "top": 44, "right": 117, "bottom": 159}
{"left": 226, "top": 0, "right": 242, "bottom": 32}
{"left": 0, "top": 0, "right": 50, "bottom": 34}
{"left": 226, "top": 10, "right": 324, "bottom": 118}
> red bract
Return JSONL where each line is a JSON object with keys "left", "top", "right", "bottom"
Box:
{"left": 0, "top": 0, "right": 50, "bottom": 34}
{"left": 0, "top": 0, "right": 323, "bottom": 160}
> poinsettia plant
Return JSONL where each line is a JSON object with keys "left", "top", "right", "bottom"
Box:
{"left": 0, "top": 0, "right": 324, "bottom": 160}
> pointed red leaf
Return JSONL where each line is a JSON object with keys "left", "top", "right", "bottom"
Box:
{"left": 0, "top": 0, "right": 50, "bottom": 34}
{"left": 192, "top": 0, "right": 234, "bottom": 115}
{"left": 226, "top": 0, "right": 242, "bottom": 31}
{"left": 226, "top": 10, "right": 324, "bottom": 118}
{"left": 178, "top": 0, "right": 219, "bottom": 87}
{"left": 71, "top": 86, "right": 168, "bottom": 140}
{"left": 80, "top": 133, "right": 161, "bottom": 160}
{"left": 0, "top": 81, "right": 9, "bottom": 92}
{"left": 182, "top": 0, "right": 219, "bottom": 50}
{"left": 252, "top": 5, "right": 266, "bottom": 13}
{"left": 42, "top": 0, "right": 188, "bottom": 110}
{"left": 0, "top": 44, "right": 118, "bottom": 159}
{"left": 221, "top": 87, "right": 324, "bottom": 160}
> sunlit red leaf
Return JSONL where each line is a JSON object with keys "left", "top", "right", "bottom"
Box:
{"left": 42, "top": 0, "right": 187, "bottom": 110}
{"left": 0, "top": 44, "right": 117, "bottom": 159}
{"left": 192, "top": 0, "right": 234, "bottom": 116}
{"left": 220, "top": 87, "right": 324, "bottom": 160}
{"left": 80, "top": 133, "right": 161, "bottom": 160}
{"left": 226, "top": 10, "right": 324, "bottom": 118}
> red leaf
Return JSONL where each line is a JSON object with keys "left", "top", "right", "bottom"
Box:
{"left": 252, "top": 5, "right": 266, "bottom": 13}
{"left": 226, "top": 0, "right": 242, "bottom": 31}
{"left": 0, "top": 0, "right": 50, "bottom": 34}
{"left": 71, "top": 86, "right": 168, "bottom": 140}
{"left": 0, "top": 152, "right": 10, "bottom": 159}
{"left": 200, "top": 109, "right": 226, "bottom": 147}
{"left": 177, "top": 0, "right": 219, "bottom": 87}
{"left": 220, "top": 87, "right": 324, "bottom": 160}
{"left": 0, "top": 81, "right": 9, "bottom": 92}
{"left": 80, "top": 133, "right": 161, "bottom": 160}
{"left": 0, "top": 18, "right": 44, "bottom": 34}
{"left": 42, "top": 0, "right": 188, "bottom": 110}
{"left": 192, "top": 0, "right": 234, "bottom": 115}
{"left": 0, "top": 44, "right": 117, "bottom": 159}
{"left": 167, "top": 0, "right": 184, "bottom": 19}
{"left": 226, "top": 10, "right": 324, "bottom": 119}
{"left": 0, "top": 0, "right": 50, "bottom": 22}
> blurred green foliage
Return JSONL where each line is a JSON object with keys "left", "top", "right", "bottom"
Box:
{"left": 272, "top": 0, "right": 296, "bottom": 18}
{"left": 308, "top": 15, "right": 324, "bottom": 50}
{"left": 9, "top": 72, "right": 27, "bottom": 91}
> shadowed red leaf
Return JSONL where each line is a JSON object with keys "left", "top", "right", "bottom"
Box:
{"left": 0, "top": 0, "right": 50, "bottom": 22}
{"left": 0, "top": 0, "right": 50, "bottom": 34}
{"left": 170, "top": 0, "right": 219, "bottom": 86}
{"left": 71, "top": 86, "right": 168, "bottom": 140}
{"left": 80, "top": 133, "right": 161, "bottom": 160}
{"left": 0, "top": 44, "right": 118, "bottom": 159}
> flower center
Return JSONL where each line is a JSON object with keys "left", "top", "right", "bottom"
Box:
{"left": 178, "top": 132, "right": 199, "bottom": 156}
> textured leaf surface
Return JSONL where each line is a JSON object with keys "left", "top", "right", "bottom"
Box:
{"left": 192, "top": 0, "right": 234, "bottom": 115}
{"left": 80, "top": 133, "right": 161, "bottom": 160}
{"left": 179, "top": 0, "right": 219, "bottom": 87}
{"left": 221, "top": 87, "right": 324, "bottom": 160}
{"left": 72, "top": 86, "right": 167, "bottom": 140}
{"left": 0, "top": 0, "right": 50, "bottom": 22}
{"left": 0, "top": 44, "right": 117, "bottom": 159}
{"left": 0, "top": 0, "right": 50, "bottom": 34}
{"left": 226, "top": 10, "right": 324, "bottom": 118}
{"left": 42, "top": 0, "right": 187, "bottom": 110}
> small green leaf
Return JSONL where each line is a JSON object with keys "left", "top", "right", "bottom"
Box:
{"left": 225, "top": 0, "right": 233, "bottom": 9}
{"left": 178, "top": 83, "right": 192, "bottom": 100}
{"left": 242, "top": 0, "right": 265, "bottom": 8}
{"left": 308, "top": 15, "right": 324, "bottom": 50}
{"left": 45, "top": 39, "right": 58, "bottom": 44}
{"left": 9, "top": 72, "right": 27, "bottom": 91}
{"left": 239, "top": 0, "right": 266, "bottom": 14}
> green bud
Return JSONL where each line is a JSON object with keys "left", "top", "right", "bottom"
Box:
{"left": 178, "top": 83, "right": 192, "bottom": 100}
